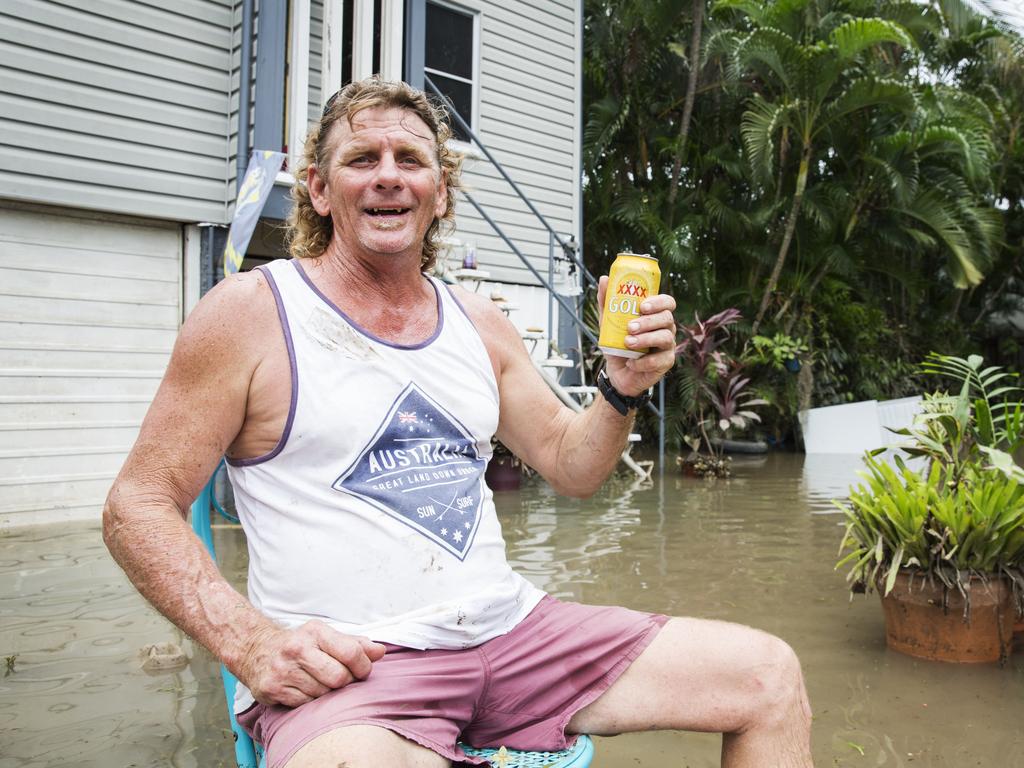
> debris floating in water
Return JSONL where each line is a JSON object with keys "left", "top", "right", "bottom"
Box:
{"left": 139, "top": 642, "right": 189, "bottom": 674}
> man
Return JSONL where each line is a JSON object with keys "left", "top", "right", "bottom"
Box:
{"left": 104, "top": 77, "right": 812, "bottom": 768}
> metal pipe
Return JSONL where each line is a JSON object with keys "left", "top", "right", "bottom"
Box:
{"left": 547, "top": 230, "right": 554, "bottom": 349}
{"left": 237, "top": 0, "right": 255, "bottom": 191}
{"left": 659, "top": 378, "right": 665, "bottom": 473}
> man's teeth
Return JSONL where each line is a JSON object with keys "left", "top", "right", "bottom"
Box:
{"left": 368, "top": 208, "right": 406, "bottom": 214}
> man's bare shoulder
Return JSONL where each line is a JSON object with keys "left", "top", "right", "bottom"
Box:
{"left": 183, "top": 270, "right": 276, "bottom": 333}
{"left": 446, "top": 284, "right": 513, "bottom": 339}
{"left": 445, "top": 283, "right": 536, "bottom": 385}
{"left": 175, "top": 269, "right": 278, "bottom": 367}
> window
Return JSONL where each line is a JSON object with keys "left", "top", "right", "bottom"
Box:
{"left": 424, "top": 1, "right": 478, "bottom": 143}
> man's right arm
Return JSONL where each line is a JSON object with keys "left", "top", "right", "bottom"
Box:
{"left": 102, "top": 271, "right": 382, "bottom": 707}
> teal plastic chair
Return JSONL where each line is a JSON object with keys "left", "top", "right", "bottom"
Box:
{"left": 190, "top": 464, "right": 594, "bottom": 768}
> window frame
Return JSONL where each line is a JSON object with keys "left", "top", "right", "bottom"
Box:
{"left": 423, "top": 0, "right": 481, "bottom": 151}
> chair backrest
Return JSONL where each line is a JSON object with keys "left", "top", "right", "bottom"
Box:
{"left": 190, "top": 477, "right": 265, "bottom": 768}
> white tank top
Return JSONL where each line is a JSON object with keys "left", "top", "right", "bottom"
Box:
{"left": 226, "top": 258, "right": 544, "bottom": 658}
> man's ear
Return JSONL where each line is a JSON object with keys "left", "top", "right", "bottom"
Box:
{"left": 434, "top": 174, "right": 448, "bottom": 219}
{"left": 308, "top": 165, "right": 332, "bottom": 217}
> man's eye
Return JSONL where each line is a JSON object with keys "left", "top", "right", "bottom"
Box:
{"left": 349, "top": 156, "right": 373, "bottom": 166}
{"left": 400, "top": 157, "right": 421, "bottom": 166}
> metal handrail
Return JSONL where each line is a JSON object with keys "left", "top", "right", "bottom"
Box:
{"left": 423, "top": 75, "right": 597, "bottom": 291}
{"left": 462, "top": 190, "right": 597, "bottom": 347}
{"left": 425, "top": 76, "right": 665, "bottom": 465}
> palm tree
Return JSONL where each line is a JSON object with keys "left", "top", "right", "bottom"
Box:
{"left": 716, "top": 0, "right": 920, "bottom": 332}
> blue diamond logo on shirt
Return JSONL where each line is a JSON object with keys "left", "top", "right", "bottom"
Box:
{"left": 333, "top": 382, "right": 486, "bottom": 559}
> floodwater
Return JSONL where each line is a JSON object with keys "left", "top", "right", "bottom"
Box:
{"left": 2, "top": 453, "right": 1022, "bottom": 767}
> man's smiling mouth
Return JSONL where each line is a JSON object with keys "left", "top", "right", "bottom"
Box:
{"left": 366, "top": 207, "right": 410, "bottom": 216}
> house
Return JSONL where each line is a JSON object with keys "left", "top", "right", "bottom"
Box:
{"left": 0, "top": 0, "right": 585, "bottom": 527}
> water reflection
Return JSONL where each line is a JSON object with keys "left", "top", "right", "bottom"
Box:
{"left": 1, "top": 454, "right": 1021, "bottom": 767}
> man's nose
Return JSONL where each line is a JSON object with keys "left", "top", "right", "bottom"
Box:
{"left": 374, "top": 153, "right": 402, "bottom": 188}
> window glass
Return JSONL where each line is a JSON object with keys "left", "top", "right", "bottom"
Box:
{"left": 425, "top": 4, "right": 473, "bottom": 79}
{"left": 429, "top": 74, "right": 473, "bottom": 141}
{"left": 424, "top": 1, "right": 476, "bottom": 143}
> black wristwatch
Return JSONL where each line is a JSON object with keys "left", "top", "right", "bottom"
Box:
{"left": 596, "top": 371, "right": 652, "bottom": 415}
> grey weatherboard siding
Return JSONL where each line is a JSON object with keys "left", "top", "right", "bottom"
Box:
{"left": 0, "top": 0, "right": 236, "bottom": 224}
{"left": 2, "top": 0, "right": 579, "bottom": 283}
{"left": 443, "top": 0, "right": 579, "bottom": 286}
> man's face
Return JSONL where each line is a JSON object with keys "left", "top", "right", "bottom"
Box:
{"left": 309, "top": 106, "right": 448, "bottom": 261}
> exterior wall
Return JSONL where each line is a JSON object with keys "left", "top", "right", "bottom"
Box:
{"left": 444, "top": 0, "right": 579, "bottom": 288}
{"left": 0, "top": 0, "right": 583, "bottom": 528}
{"left": 0, "top": 203, "right": 182, "bottom": 529}
{"left": 228, "top": 0, "right": 247, "bottom": 195}
{"left": 0, "top": 0, "right": 236, "bottom": 224}
{"left": 309, "top": 0, "right": 325, "bottom": 122}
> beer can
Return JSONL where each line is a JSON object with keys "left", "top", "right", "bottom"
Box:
{"left": 598, "top": 252, "right": 661, "bottom": 359}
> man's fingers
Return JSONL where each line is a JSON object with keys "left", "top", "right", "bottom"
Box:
{"left": 240, "top": 623, "right": 386, "bottom": 707}
{"left": 314, "top": 625, "right": 376, "bottom": 680}
{"left": 299, "top": 647, "right": 357, "bottom": 689}
{"left": 359, "top": 637, "right": 388, "bottom": 661}
{"left": 626, "top": 327, "right": 677, "bottom": 354}
{"left": 273, "top": 685, "right": 317, "bottom": 708}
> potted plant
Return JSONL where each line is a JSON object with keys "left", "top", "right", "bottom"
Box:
{"left": 836, "top": 354, "right": 1024, "bottom": 663}
{"left": 674, "top": 309, "right": 766, "bottom": 478}
{"left": 486, "top": 439, "right": 525, "bottom": 491}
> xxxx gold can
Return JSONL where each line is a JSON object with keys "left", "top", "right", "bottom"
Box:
{"left": 598, "top": 252, "right": 661, "bottom": 359}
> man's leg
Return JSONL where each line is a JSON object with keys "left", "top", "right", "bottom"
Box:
{"left": 567, "top": 617, "right": 813, "bottom": 767}
{"left": 284, "top": 724, "right": 450, "bottom": 768}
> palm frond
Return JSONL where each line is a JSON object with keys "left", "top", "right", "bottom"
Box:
{"left": 898, "top": 189, "right": 985, "bottom": 287}
{"left": 735, "top": 27, "right": 800, "bottom": 91}
{"left": 740, "top": 94, "right": 790, "bottom": 186}
{"left": 821, "top": 77, "right": 918, "bottom": 133}
{"left": 829, "top": 17, "right": 917, "bottom": 61}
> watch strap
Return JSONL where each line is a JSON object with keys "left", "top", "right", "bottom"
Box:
{"left": 596, "top": 371, "right": 651, "bottom": 415}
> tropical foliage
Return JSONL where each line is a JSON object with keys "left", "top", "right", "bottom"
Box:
{"left": 836, "top": 355, "right": 1024, "bottom": 612}
{"left": 583, "top": 0, "right": 1024, "bottom": 445}
{"left": 674, "top": 309, "right": 766, "bottom": 474}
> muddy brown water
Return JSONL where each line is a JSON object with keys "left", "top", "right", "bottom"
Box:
{"left": 2, "top": 453, "right": 1022, "bottom": 767}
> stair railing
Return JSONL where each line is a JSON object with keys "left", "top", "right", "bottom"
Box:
{"left": 424, "top": 76, "right": 665, "bottom": 472}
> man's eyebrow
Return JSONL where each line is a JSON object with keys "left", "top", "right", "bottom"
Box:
{"left": 394, "top": 142, "right": 434, "bottom": 161}
{"left": 335, "top": 141, "right": 434, "bottom": 162}
{"left": 336, "top": 142, "right": 374, "bottom": 159}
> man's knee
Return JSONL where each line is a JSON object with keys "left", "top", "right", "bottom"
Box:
{"left": 742, "top": 633, "right": 811, "bottom": 729}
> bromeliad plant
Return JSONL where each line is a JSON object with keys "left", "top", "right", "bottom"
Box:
{"left": 837, "top": 354, "right": 1024, "bottom": 614}
{"left": 674, "top": 309, "right": 766, "bottom": 477}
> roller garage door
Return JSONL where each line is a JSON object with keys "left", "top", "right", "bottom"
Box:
{"left": 0, "top": 205, "right": 182, "bottom": 528}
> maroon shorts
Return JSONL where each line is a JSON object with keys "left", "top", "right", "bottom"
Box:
{"left": 237, "top": 596, "right": 668, "bottom": 767}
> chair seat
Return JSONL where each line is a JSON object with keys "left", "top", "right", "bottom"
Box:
{"left": 460, "top": 735, "right": 594, "bottom": 767}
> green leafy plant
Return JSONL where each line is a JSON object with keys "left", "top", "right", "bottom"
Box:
{"left": 674, "top": 309, "right": 766, "bottom": 477}
{"left": 836, "top": 354, "right": 1024, "bottom": 616}
{"left": 746, "top": 333, "right": 809, "bottom": 371}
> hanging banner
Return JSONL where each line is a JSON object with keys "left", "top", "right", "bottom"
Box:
{"left": 223, "top": 150, "right": 287, "bottom": 278}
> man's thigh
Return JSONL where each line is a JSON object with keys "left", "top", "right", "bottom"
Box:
{"left": 567, "top": 616, "right": 801, "bottom": 735}
{"left": 284, "top": 724, "right": 450, "bottom": 768}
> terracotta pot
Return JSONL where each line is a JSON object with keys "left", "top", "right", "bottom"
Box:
{"left": 485, "top": 455, "right": 521, "bottom": 491}
{"left": 879, "top": 572, "right": 1014, "bottom": 663}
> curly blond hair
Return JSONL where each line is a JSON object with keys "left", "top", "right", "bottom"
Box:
{"left": 287, "top": 76, "right": 462, "bottom": 271}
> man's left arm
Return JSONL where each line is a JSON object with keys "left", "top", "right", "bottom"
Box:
{"left": 464, "top": 278, "right": 676, "bottom": 497}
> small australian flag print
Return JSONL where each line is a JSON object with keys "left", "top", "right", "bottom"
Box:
{"left": 333, "top": 383, "right": 487, "bottom": 559}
